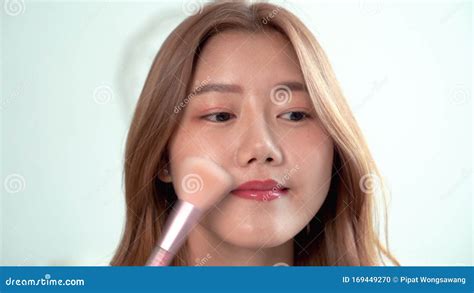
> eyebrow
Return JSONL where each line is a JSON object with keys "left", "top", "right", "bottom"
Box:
{"left": 193, "top": 83, "right": 242, "bottom": 95}
{"left": 190, "top": 81, "right": 308, "bottom": 96}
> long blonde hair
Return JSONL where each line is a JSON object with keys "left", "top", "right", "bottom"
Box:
{"left": 111, "top": 0, "right": 399, "bottom": 266}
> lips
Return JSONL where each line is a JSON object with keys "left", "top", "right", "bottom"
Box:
{"left": 231, "top": 179, "right": 289, "bottom": 202}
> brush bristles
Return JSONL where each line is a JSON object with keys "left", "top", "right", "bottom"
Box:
{"left": 173, "top": 157, "right": 234, "bottom": 211}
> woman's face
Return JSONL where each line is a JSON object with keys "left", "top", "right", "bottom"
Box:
{"left": 165, "top": 30, "right": 334, "bottom": 248}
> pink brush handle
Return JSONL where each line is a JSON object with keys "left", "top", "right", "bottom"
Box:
{"left": 146, "top": 200, "right": 202, "bottom": 266}
{"left": 146, "top": 247, "right": 173, "bottom": 266}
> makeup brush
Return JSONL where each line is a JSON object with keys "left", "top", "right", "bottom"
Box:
{"left": 146, "top": 156, "right": 234, "bottom": 266}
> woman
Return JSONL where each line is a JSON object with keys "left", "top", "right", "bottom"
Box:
{"left": 111, "top": 0, "right": 399, "bottom": 266}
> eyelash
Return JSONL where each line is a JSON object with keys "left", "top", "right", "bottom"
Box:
{"left": 201, "top": 111, "right": 312, "bottom": 123}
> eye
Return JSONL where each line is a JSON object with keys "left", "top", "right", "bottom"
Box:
{"left": 280, "top": 111, "right": 311, "bottom": 122}
{"left": 202, "top": 112, "right": 236, "bottom": 122}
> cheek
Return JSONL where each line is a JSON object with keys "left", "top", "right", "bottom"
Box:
{"left": 167, "top": 120, "right": 230, "bottom": 163}
{"left": 283, "top": 127, "right": 334, "bottom": 209}
{"left": 283, "top": 124, "right": 333, "bottom": 160}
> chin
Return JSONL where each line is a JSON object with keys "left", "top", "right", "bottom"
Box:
{"left": 211, "top": 222, "right": 294, "bottom": 249}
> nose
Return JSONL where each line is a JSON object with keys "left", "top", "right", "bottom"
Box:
{"left": 235, "top": 117, "right": 284, "bottom": 168}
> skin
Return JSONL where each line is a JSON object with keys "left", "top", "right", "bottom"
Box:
{"left": 159, "top": 30, "right": 334, "bottom": 266}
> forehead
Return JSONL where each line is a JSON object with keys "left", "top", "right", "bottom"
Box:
{"left": 192, "top": 30, "right": 304, "bottom": 87}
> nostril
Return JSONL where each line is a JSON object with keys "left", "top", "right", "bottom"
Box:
{"left": 248, "top": 158, "right": 257, "bottom": 164}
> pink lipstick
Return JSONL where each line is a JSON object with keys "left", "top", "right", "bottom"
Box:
{"left": 231, "top": 179, "right": 289, "bottom": 201}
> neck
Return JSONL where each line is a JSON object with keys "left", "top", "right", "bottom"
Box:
{"left": 185, "top": 224, "right": 294, "bottom": 266}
